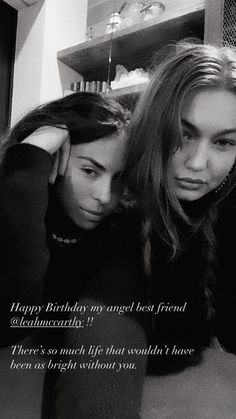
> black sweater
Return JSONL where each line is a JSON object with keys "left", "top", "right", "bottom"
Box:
{"left": 1, "top": 144, "right": 235, "bottom": 356}
{"left": 1, "top": 143, "right": 235, "bottom": 415}
{"left": 0, "top": 144, "right": 148, "bottom": 418}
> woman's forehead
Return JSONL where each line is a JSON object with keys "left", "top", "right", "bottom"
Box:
{"left": 181, "top": 89, "right": 236, "bottom": 132}
{"left": 70, "top": 133, "right": 127, "bottom": 173}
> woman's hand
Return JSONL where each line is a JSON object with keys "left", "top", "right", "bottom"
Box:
{"left": 22, "top": 126, "right": 70, "bottom": 184}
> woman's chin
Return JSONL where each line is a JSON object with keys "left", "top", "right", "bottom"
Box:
{"left": 72, "top": 217, "right": 101, "bottom": 230}
{"left": 174, "top": 188, "right": 207, "bottom": 202}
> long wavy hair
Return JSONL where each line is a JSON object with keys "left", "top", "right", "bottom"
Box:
{"left": 126, "top": 43, "right": 236, "bottom": 319}
{"left": 2, "top": 91, "right": 128, "bottom": 152}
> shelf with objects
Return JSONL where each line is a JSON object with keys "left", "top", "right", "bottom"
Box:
{"left": 58, "top": 0, "right": 205, "bottom": 107}
{"left": 63, "top": 82, "right": 148, "bottom": 112}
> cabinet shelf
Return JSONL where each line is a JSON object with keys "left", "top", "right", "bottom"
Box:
{"left": 109, "top": 82, "right": 148, "bottom": 97}
{"left": 57, "top": 5, "right": 205, "bottom": 82}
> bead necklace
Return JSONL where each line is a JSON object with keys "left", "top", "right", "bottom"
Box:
{"left": 51, "top": 233, "right": 80, "bottom": 244}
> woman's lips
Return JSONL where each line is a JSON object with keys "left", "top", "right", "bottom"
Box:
{"left": 80, "top": 207, "right": 105, "bottom": 220}
{"left": 175, "top": 177, "right": 206, "bottom": 190}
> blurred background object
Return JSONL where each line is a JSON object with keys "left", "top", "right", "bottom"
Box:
{"left": 106, "top": 12, "right": 122, "bottom": 33}
{"left": 111, "top": 64, "right": 150, "bottom": 89}
{"left": 142, "top": 2, "right": 165, "bottom": 21}
{"left": 122, "top": 2, "right": 145, "bottom": 25}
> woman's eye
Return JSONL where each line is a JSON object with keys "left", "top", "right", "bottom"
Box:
{"left": 215, "top": 139, "right": 234, "bottom": 149}
{"left": 81, "top": 168, "right": 98, "bottom": 177}
{"left": 182, "top": 130, "right": 193, "bottom": 141}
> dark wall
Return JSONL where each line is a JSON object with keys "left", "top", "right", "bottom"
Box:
{"left": 0, "top": 0, "right": 17, "bottom": 136}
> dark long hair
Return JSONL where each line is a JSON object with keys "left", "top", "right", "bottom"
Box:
{"left": 126, "top": 43, "right": 236, "bottom": 319}
{"left": 0, "top": 92, "right": 130, "bottom": 230}
{"left": 2, "top": 91, "right": 129, "bottom": 152}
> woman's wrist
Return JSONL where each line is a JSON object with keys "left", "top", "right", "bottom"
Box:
{"left": 22, "top": 126, "right": 68, "bottom": 155}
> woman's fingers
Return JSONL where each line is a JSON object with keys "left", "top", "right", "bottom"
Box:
{"left": 49, "top": 140, "right": 70, "bottom": 183}
{"left": 49, "top": 151, "right": 60, "bottom": 184}
{"left": 58, "top": 140, "right": 71, "bottom": 176}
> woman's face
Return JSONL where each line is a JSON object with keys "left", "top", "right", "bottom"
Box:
{"left": 55, "top": 131, "right": 127, "bottom": 229}
{"left": 169, "top": 88, "right": 236, "bottom": 201}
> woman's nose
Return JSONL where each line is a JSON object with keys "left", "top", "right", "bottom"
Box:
{"left": 93, "top": 178, "right": 112, "bottom": 205}
{"left": 184, "top": 141, "right": 209, "bottom": 171}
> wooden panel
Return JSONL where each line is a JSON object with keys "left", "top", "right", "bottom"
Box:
{"left": 0, "top": 0, "right": 17, "bottom": 135}
{"left": 58, "top": 4, "right": 204, "bottom": 81}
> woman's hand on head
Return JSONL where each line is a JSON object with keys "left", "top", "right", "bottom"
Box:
{"left": 22, "top": 125, "right": 69, "bottom": 154}
{"left": 22, "top": 126, "right": 71, "bottom": 184}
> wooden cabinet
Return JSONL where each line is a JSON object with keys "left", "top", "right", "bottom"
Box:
{"left": 58, "top": 0, "right": 205, "bottom": 82}
{"left": 58, "top": 0, "right": 206, "bottom": 103}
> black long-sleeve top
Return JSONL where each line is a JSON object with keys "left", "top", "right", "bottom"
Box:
{"left": 0, "top": 142, "right": 235, "bottom": 416}
{"left": 0, "top": 143, "right": 148, "bottom": 418}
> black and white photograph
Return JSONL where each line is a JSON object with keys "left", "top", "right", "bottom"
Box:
{"left": 0, "top": 0, "right": 236, "bottom": 418}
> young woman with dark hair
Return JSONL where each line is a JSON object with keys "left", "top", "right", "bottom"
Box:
{"left": 0, "top": 92, "right": 147, "bottom": 418}
{"left": 0, "top": 91, "right": 129, "bottom": 341}
{"left": 126, "top": 43, "right": 236, "bottom": 373}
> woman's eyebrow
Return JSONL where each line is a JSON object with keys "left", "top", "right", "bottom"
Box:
{"left": 214, "top": 128, "right": 236, "bottom": 136}
{"left": 181, "top": 118, "right": 199, "bottom": 135}
{"left": 77, "top": 156, "right": 105, "bottom": 171}
{"left": 181, "top": 118, "right": 236, "bottom": 137}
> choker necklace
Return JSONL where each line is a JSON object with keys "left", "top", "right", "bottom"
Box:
{"left": 51, "top": 233, "right": 80, "bottom": 244}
